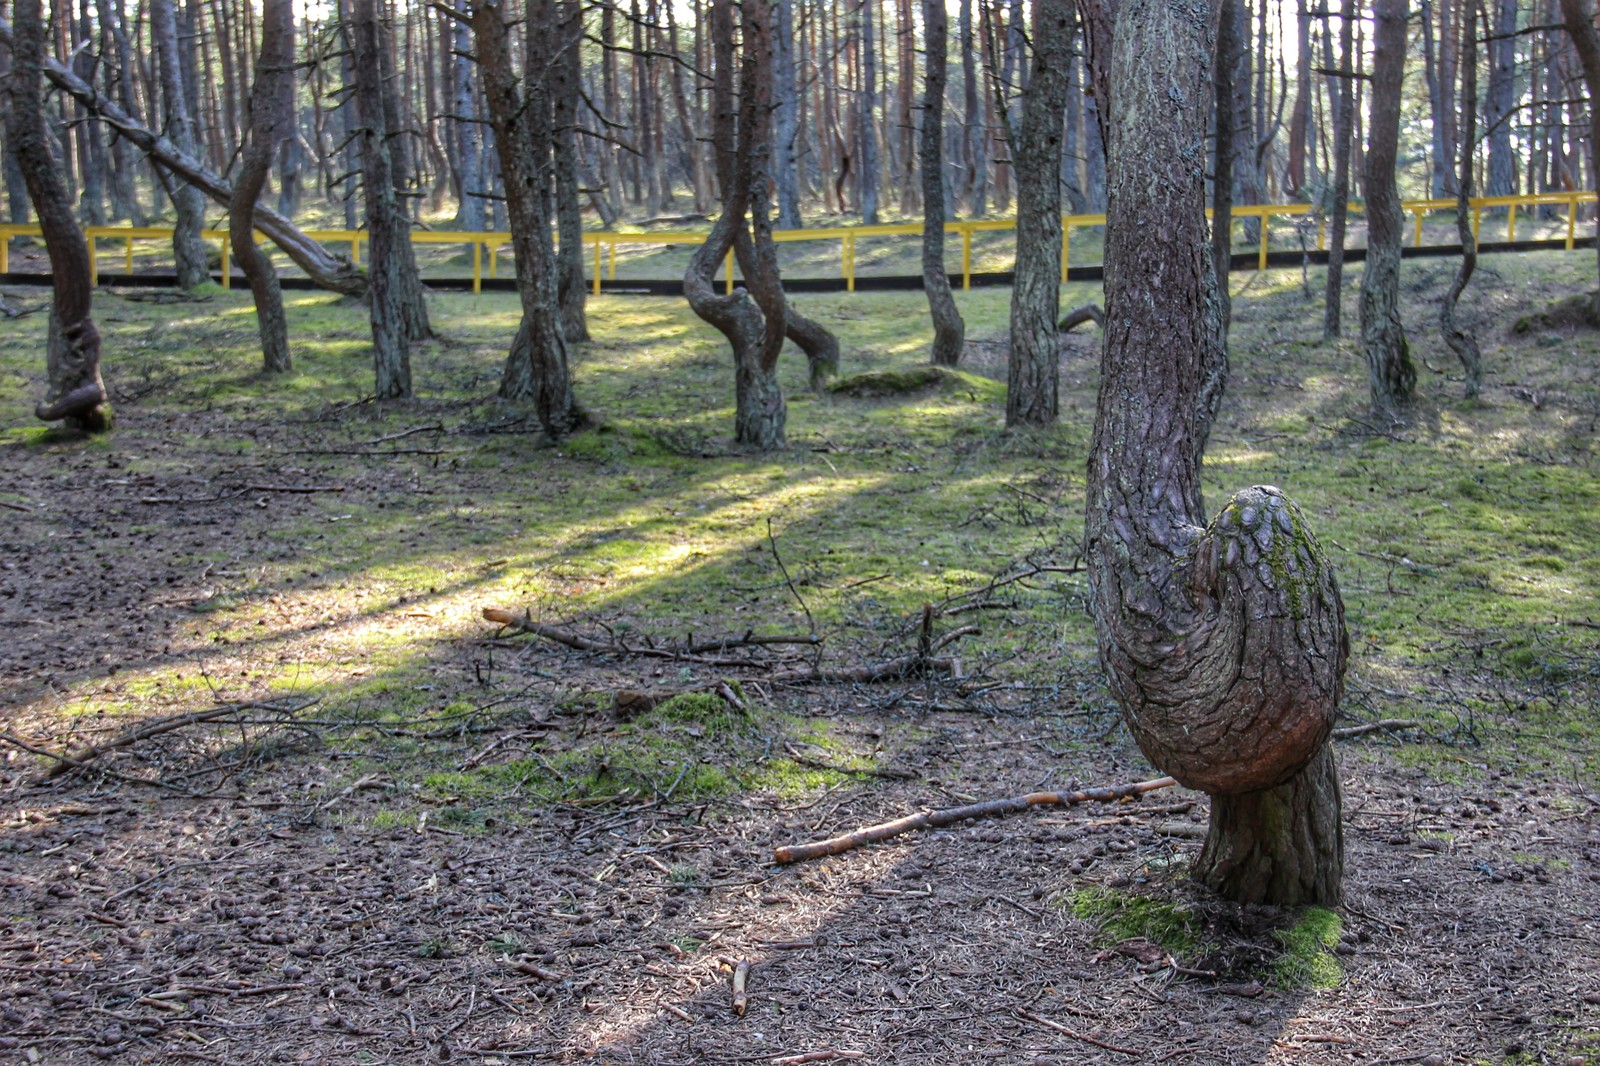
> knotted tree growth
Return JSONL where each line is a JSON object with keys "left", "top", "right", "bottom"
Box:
{"left": 7, "top": 0, "right": 111, "bottom": 432}
{"left": 1088, "top": 0, "right": 1348, "bottom": 906}
{"left": 684, "top": 0, "right": 837, "bottom": 450}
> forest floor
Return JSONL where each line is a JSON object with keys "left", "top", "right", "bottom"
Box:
{"left": 1, "top": 247, "right": 1599, "bottom": 1065}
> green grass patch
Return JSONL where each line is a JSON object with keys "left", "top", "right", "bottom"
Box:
{"left": 1068, "top": 887, "right": 1200, "bottom": 954}
{"left": 1271, "top": 907, "right": 1343, "bottom": 990}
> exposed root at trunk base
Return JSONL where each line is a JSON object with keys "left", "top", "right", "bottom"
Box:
{"left": 1195, "top": 744, "right": 1344, "bottom": 906}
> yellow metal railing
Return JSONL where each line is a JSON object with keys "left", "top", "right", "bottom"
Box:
{"left": 0, "top": 191, "right": 1594, "bottom": 294}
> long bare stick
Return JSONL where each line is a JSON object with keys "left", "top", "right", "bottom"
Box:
{"left": 772, "top": 775, "right": 1178, "bottom": 864}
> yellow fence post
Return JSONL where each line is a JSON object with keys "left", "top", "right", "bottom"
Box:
{"left": 125, "top": 235, "right": 134, "bottom": 273}
{"left": 350, "top": 237, "right": 360, "bottom": 266}
{"left": 1317, "top": 218, "right": 1326, "bottom": 251}
{"left": 1257, "top": 213, "right": 1269, "bottom": 271}
{"left": 219, "top": 235, "right": 230, "bottom": 289}
{"left": 88, "top": 229, "right": 99, "bottom": 287}
{"left": 1507, "top": 204, "right": 1516, "bottom": 243}
{"left": 609, "top": 237, "right": 617, "bottom": 280}
{"left": 845, "top": 232, "right": 855, "bottom": 292}
{"left": 1569, "top": 194, "right": 1579, "bottom": 251}
{"left": 1472, "top": 203, "right": 1482, "bottom": 247}
{"left": 0, "top": 233, "right": 7, "bottom": 275}
{"left": 592, "top": 240, "right": 602, "bottom": 295}
{"left": 1061, "top": 222, "right": 1071, "bottom": 283}
{"left": 1413, "top": 209, "right": 1424, "bottom": 248}
{"left": 961, "top": 226, "right": 972, "bottom": 291}
{"left": 472, "top": 241, "right": 482, "bottom": 294}
{"left": 724, "top": 247, "right": 734, "bottom": 295}
{"left": 489, "top": 243, "right": 499, "bottom": 279}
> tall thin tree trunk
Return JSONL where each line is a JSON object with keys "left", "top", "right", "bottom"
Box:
{"left": 73, "top": 0, "right": 107, "bottom": 226}
{"left": 553, "top": 0, "right": 588, "bottom": 342}
{"left": 451, "top": 16, "right": 485, "bottom": 229}
{"left": 859, "top": 0, "right": 880, "bottom": 224}
{"left": 1004, "top": 0, "right": 1071, "bottom": 429}
{"left": 1487, "top": 0, "right": 1519, "bottom": 199}
{"left": 152, "top": 0, "right": 212, "bottom": 290}
{"left": 352, "top": 0, "right": 412, "bottom": 399}
{"left": 1442, "top": 0, "right": 1482, "bottom": 397}
{"left": 233, "top": 0, "right": 293, "bottom": 375}
{"left": 374, "top": 1, "right": 431, "bottom": 342}
{"left": 774, "top": 0, "right": 803, "bottom": 227}
{"left": 8, "top": 0, "right": 111, "bottom": 432}
{"left": 1360, "top": 0, "right": 1416, "bottom": 415}
{"left": 1324, "top": 0, "right": 1354, "bottom": 339}
{"left": 1559, "top": 0, "right": 1600, "bottom": 303}
{"left": 959, "top": 0, "right": 986, "bottom": 215}
{"left": 922, "top": 0, "right": 964, "bottom": 366}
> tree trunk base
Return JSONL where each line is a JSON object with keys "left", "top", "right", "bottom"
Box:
{"left": 1194, "top": 745, "right": 1343, "bottom": 906}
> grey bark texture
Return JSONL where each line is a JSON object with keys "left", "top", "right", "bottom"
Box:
{"left": 352, "top": 0, "right": 413, "bottom": 399}
{"left": 233, "top": 0, "right": 293, "bottom": 375}
{"left": 471, "top": 0, "right": 584, "bottom": 438}
{"left": 151, "top": 0, "right": 211, "bottom": 290}
{"left": 1324, "top": 0, "right": 1355, "bottom": 339}
{"left": 451, "top": 15, "right": 486, "bottom": 230}
{"left": 7, "top": 0, "right": 111, "bottom": 432}
{"left": 859, "top": 0, "right": 880, "bottom": 225}
{"left": 1441, "top": 0, "right": 1481, "bottom": 399}
{"left": 1487, "top": 0, "right": 1519, "bottom": 198}
{"left": 1004, "top": 0, "right": 1072, "bottom": 429}
{"left": 774, "top": 0, "right": 803, "bottom": 229}
{"left": 1090, "top": 0, "right": 1347, "bottom": 907}
{"left": 1359, "top": 0, "right": 1416, "bottom": 416}
{"left": 553, "top": 0, "right": 588, "bottom": 343}
{"left": 922, "top": 0, "right": 964, "bottom": 367}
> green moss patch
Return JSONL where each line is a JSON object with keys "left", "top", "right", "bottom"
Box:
{"left": 1271, "top": 907, "right": 1343, "bottom": 990}
{"left": 1068, "top": 887, "right": 1201, "bottom": 954}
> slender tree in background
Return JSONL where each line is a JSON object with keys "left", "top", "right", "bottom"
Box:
{"left": 7, "top": 0, "right": 111, "bottom": 432}
{"left": 959, "top": 0, "right": 987, "bottom": 216}
{"left": 1090, "top": 0, "right": 1347, "bottom": 907}
{"left": 371, "top": 1, "right": 432, "bottom": 343}
{"left": 1005, "top": 0, "right": 1072, "bottom": 428}
{"left": 151, "top": 0, "right": 212, "bottom": 290}
{"left": 1441, "top": 0, "right": 1481, "bottom": 397}
{"left": 470, "top": 0, "right": 585, "bottom": 437}
{"left": 1213, "top": 0, "right": 1240, "bottom": 333}
{"left": 450, "top": 14, "right": 485, "bottom": 231}
{"left": 1324, "top": 0, "right": 1355, "bottom": 339}
{"left": 922, "top": 0, "right": 964, "bottom": 366}
{"left": 774, "top": 0, "right": 803, "bottom": 229}
{"left": 1486, "top": 0, "right": 1518, "bottom": 200}
{"left": 1561, "top": 0, "right": 1600, "bottom": 306}
{"left": 858, "top": 0, "right": 880, "bottom": 225}
{"left": 351, "top": 0, "right": 413, "bottom": 398}
{"left": 1359, "top": 0, "right": 1416, "bottom": 416}
{"left": 232, "top": 0, "right": 293, "bottom": 375}
{"left": 552, "top": 0, "right": 587, "bottom": 342}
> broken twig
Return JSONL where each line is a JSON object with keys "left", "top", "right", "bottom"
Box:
{"left": 772, "top": 775, "right": 1178, "bottom": 864}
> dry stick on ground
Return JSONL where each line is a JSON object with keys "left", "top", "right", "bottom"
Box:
{"left": 1332, "top": 719, "right": 1421, "bottom": 740}
{"left": 772, "top": 775, "right": 1177, "bottom": 864}
{"left": 482, "top": 609, "right": 815, "bottom": 668}
{"left": 25, "top": 700, "right": 314, "bottom": 783}
{"left": 1016, "top": 1008, "right": 1139, "bottom": 1055}
{"left": 771, "top": 1053, "right": 866, "bottom": 1065}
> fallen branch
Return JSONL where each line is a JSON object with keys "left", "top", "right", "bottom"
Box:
{"left": 483, "top": 608, "right": 817, "bottom": 667}
{"left": 771, "top": 1053, "right": 865, "bottom": 1065}
{"left": 1016, "top": 1008, "right": 1138, "bottom": 1055}
{"left": 1057, "top": 303, "right": 1106, "bottom": 332}
{"left": 28, "top": 700, "right": 313, "bottom": 783}
{"left": 772, "top": 775, "right": 1178, "bottom": 864}
{"left": 1332, "top": 718, "right": 1421, "bottom": 740}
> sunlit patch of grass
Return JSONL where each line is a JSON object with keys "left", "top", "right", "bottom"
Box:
{"left": 1067, "top": 887, "right": 1201, "bottom": 954}
{"left": 1271, "top": 907, "right": 1343, "bottom": 990}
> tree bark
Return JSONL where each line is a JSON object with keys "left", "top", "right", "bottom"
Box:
{"left": 1213, "top": 0, "right": 1239, "bottom": 334}
{"left": 1560, "top": 0, "right": 1600, "bottom": 305}
{"left": 1487, "top": 0, "right": 1519, "bottom": 199}
{"left": 1442, "top": 0, "right": 1481, "bottom": 398}
{"left": 7, "top": 0, "right": 110, "bottom": 432}
{"left": 1091, "top": 0, "right": 1347, "bottom": 907}
{"left": 372, "top": 0, "right": 432, "bottom": 343}
{"left": 1360, "top": 0, "right": 1416, "bottom": 416}
{"left": 1324, "top": 0, "right": 1355, "bottom": 340}
{"left": 774, "top": 0, "right": 803, "bottom": 228}
{"left": 151, "top": 0, "right": 212, "bottom": 290}
{"left": 352, "top": 0, "right": 412, "bottom": 399}
{"left": 0, "top": 14, "right": 367, "bottom": 298}
{"left": 959, "top": 0, "right": 986, "bottom": 215}
{"left": 858, "top": 0, "right": 880, "bottom": 225}
{"left": 450, "top": 15, "right": 486, "bottom": 230}
{"left": 1004, "top": 0, "right": 1072, "bottom": 429}
{"left": 233, "top": 0, "right": 293, "bottom": 375}
{"left": 553, "top": 0, "right": 588, "bottom": 343}
{"left": 471, "top": 0, "right": 584, "bottom": 438}
{"left": 922, "top": 0, "right": 965, "bottom": 367}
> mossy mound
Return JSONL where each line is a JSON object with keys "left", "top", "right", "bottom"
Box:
{"left": 1512, "top": 291, "right": 1600, "bottom": 333}
{"left": 827, "top": 365, "right": 1003, "bottom": 402}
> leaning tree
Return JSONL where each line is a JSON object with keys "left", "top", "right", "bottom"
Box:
{"left": 1087, "top": 0, "right": 1348, "bottom": 905}
{"left": 7, "top": 0, "right": 110, "bottom": 432}
{"left": 232, "top": 0, "right": 294, "bottom": 375}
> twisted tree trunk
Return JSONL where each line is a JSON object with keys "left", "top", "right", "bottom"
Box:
{"left": 7, "top": 0, "right": 110, "bottom": 432}
{"left": 922, "top": 0, "right": 964, "bottom": 367}
{"left": 1089, "top": 0, "right": 1347, "bottom": 907}
{"left": 232, "top": 0, "right": 293, "bottom": 375}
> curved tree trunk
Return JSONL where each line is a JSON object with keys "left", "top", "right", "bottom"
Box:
{"left": 471, "top": 0, "right": 584, "bottom": 439}
{"left": 684, "top": 0, "right": 793, "bottom": 450}
{"left": 352, "top": 0, "right": 412, "bottom": 399}
{"left": 1359, "top": 0, "right": 1415, "bottom": 416}
{"left": 1004, "top": 0, "right": 1072, "bottom": 429}
{"left": 151, "top": 0, "right": 211, "bottom": 290}
{"left": 1090, "top": 0, "right": 1347, "bottom": 907}
{"left": 1441, "top": 0, "right": 1481, "bottom": 398}
{"left": 233, "top": 0, "right": 293, "bottom": 375}
{"left": 8, "top": 0, "right": 110, "bottom": 432}
{"left": 922, "top": 0, "right": 965, "bottom": 367}
{"left": 0, "top": 15, "right": 366, "bottom": 298}
{"left": 553, "top": 0, "right": 588, "bottom": 343}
